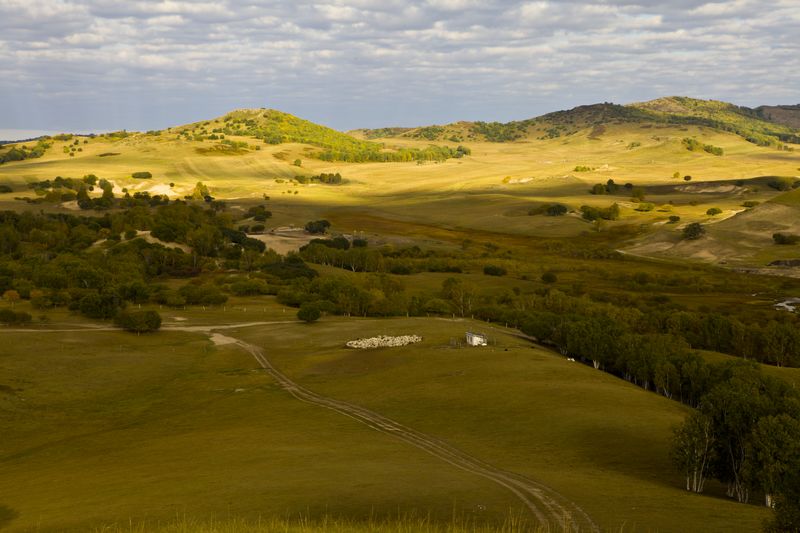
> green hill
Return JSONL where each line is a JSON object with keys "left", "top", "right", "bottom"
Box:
{"left": 358, "top": 97, "right": 800, "bottom": 148}
{"left": 629, "top": 96, "right": 800, "bottom": 147}
{"left": 175, "top": 109, "right": 462, "bottom": 163}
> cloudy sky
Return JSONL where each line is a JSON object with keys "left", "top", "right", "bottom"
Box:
{"left": 1, "top": 0, "right": 798, "bottom": 136}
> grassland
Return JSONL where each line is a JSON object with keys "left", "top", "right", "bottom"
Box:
{"left": 1, "top": 101, "right": 800, "bottom": 532}
{"left": 0, "top": 297, "right": 776, "bottom": 532}
{"left": 1, "top": 115, "right": 798, "bottom": 272}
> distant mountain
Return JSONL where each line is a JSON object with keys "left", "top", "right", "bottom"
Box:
{"left": 355, "top": 96, "right": 800, "bottom": 147}
{"left": 756, "top": 105, "right": 800, "bottom": 129}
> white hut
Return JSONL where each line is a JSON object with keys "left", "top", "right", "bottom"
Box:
{"left": 465, "top": 331, "right": 488, "bottom": 346}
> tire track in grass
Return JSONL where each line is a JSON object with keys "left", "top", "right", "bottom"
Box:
{"left": 224, "top": 333, "right": 599, "bottom": 532}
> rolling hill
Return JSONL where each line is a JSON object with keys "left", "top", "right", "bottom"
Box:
{"left": 353, "top": 96, "right": 800, "bottom": 148}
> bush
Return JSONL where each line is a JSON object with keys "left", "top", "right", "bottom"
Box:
{"left": 304, "top": 220, "right": 331, "bottom": 234}
{"left": 115, "top": 310, "right": 161, "bottom": 333}
{"left": 79, "top": 293, "right": 122, "bottom": 319}
{"left": 683, "top": 222, "right": 706, "bottom": 240}
{"left": 0, "top": 308, "right": 32, "bottom": 324}
{"left": 131, "top": 171, "right": 152, "bottom": 179}
{"left": 742, "top": 201, "right": 760, "bottom": 208}
{"left": 768, "top": 177, "right": 797, "bottom": 191}
{"left": 541, "top": 272, "right": 557, "bottom": 284}
{"left": 773, "top": 233, "right": 800, "bottom": 245}
{"left": 706, "top": 207, "right": 722, "bottom": 216}
{"left": 546, "top": 204, "right": 568, "bottom": 216}
{"left": 0, "top": 185, "right": 12, "bottom": 193}
{"left": 483, "top": 265, "right": 507, "bottom": 276}
{"left": 580, "top": 203, "right": 620, "bottom": 221}
{"left": 297, "top": 303, "right": 320, "bottom": 323}
{"left": 668, "top": 215, "right": 681, "bottom": 223}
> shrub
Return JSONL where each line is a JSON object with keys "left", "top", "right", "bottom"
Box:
{"left": 706, "top": 207, "right": 722, "bottom": 216}
{"left": 541, "top": 271, "right": 557, "bottom": 284}
{"left": 768, "top": 177, "right": 797, "bottom": 191}
{"left": 304, "top": 220, "right": 331, "bottom": 234}
{"left": 580, "top": 204, "right": 620, "bottom": 221}
{"left": 545, "top": 204, "right": 568, "bottom": 216}
{"left": 668, "top": 215, "right": 681, "bottom": 223}
{"left": 131, "top": 171, "right": 152, "bottom": 179}
{"left": 742, "top": 201, "right": 760, "bottom": 208}
{"left": 483, "top": 265, "right": 507, "bottom": 276}
{"left": 683, "top": 222, "right": 705, "bottom": 240}
{"left": 773, "top": 233, "right": 800, "bottom": 245}
{"left": 115, "top": 310, "right": 162, "bottom": 333}
{"left": 297, "top": 303, "right": 320, "bottom": 323}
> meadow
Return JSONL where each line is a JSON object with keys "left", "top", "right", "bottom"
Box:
{"left": 0, "top": 297, "right": 776, "bottom": 532}
{"left": 1, "top": 104, "right": 799, "bottom": 532}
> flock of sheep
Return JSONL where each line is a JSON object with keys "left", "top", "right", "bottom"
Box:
{"left": 345, "top": 335, "right": 423, "bottom": 349}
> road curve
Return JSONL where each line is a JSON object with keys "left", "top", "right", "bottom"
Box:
{"left": 221, "top": 333, "right": 599, "bottom": 532}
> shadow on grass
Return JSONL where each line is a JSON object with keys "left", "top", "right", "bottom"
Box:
{"left": 0, "top": 505, "right": 19, "bottom": 530}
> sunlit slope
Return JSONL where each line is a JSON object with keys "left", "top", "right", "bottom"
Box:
{"left": 0, "top": 106, "right": 797, "bottom": 252}
{"left": 355, "top": 96, "right": 800, "bottom": 146}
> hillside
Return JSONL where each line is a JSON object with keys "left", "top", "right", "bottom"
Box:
{"left": 166, "top": 108, "right": 463, "bottom": 163}
{"left": 757, "top": 104, "right": 800, "bottom": 129}
{"left": 629, "top": 96, "right": 800, "bottom": 146}
{"left": 356, "top": 97, "right": 800, "bottom": 148}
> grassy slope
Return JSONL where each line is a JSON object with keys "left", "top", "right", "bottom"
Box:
{"left": 230, "top": 316, "right": 770, "bottom": 533}
{"left": 0, "top": 325, "right": 522, "bottom": 532}
{"left": 1, "top": 118, "right": 798, "bottom": 269}
{"left": 0, "top": 307, "right": 772, "bottom": 532}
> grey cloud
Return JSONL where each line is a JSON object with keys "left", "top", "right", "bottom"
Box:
{"left": 0, "top": 0, "right": 798, "bottom": 132}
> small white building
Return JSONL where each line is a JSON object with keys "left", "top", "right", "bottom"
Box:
{"left": 466, "top": 331, "right": 488, "bottom": 346}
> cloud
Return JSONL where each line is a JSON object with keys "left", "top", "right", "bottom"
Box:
{"left": 0, "top": 0, "right": 797, "bottom": 131}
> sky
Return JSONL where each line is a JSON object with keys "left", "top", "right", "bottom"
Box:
{"left": 1, "top": 0, "right": 799, "bottom": 137}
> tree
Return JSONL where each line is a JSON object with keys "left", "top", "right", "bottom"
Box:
{"left": 541, "top": 271, "right": 557, "bottom": 284}
{"left": 748, "top": 414, "right": 800, "bottom": 508}
{"left": 441, "top": 277, "right": 476, "bottom": 317}
{"left": 304, "top": 220, "right": 331, "bottom": 234}
{"left": 672, "top": 411, "right": 716, "bottom": 493}
{"left": 668, "top": 215, "right": 681, "bottom": 223}
{"left": 683, "top": 222, "right": 705, "bottom": 240}
{"left": 706, "top": 207, "right": 722, "bottom": 216}
{"left": 297, "top": 303, "right": 320, "bottom": 323}
{"left": 115, "top": 310, "right": 162, "bottom": 334}
{"left": 483, "top": 265, "right": 507, "bottom": 276}
{"left": 545, "top": 204, "right": 568, "bottom": 216}
{"left": 631, "top": 187, "right": 646, "bottom": 201}
{"left": 773, "top": 233, "right": 800, "bottom": 245}
{"left": 2, "top": 289, "right": 20, "bottom": 307}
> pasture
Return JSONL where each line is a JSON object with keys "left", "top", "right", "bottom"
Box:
{"left": 0, "top": 303, "right": 775, "bottom": 532}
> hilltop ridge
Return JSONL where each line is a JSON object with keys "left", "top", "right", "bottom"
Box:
{"left": 354, "top": 96, "right": 800, "bottom": 148}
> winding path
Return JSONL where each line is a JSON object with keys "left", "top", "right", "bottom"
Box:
{"left": 218, "top": 332, "right": 599, "bottom": 532}
{"left": 3, "top": 321, "right": 599, "bottom": 531}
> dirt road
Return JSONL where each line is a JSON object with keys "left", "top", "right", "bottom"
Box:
{"left": 220, "top": 333, "right": 599, "bottom": 532}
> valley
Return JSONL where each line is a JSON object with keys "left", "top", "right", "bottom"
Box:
{"left": 1, "top": 97, "right": 800, "bottom": 532}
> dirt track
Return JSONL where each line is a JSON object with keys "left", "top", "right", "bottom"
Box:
{"left": 221, "top": 333, "right": 599, "bottom": 532}
{"left": 5, "top": 322, "right": 599, "bottom": 531}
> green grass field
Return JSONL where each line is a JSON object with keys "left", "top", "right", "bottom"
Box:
{"left": 0, "top": 302, "right": 776, "bottom": 532}
{"left": 1, "top": 106, "right": 799, "bottom": 532}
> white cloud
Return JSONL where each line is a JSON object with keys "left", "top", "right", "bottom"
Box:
{"left": 0, "top": 0, "right": 797, "bottom": 131}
